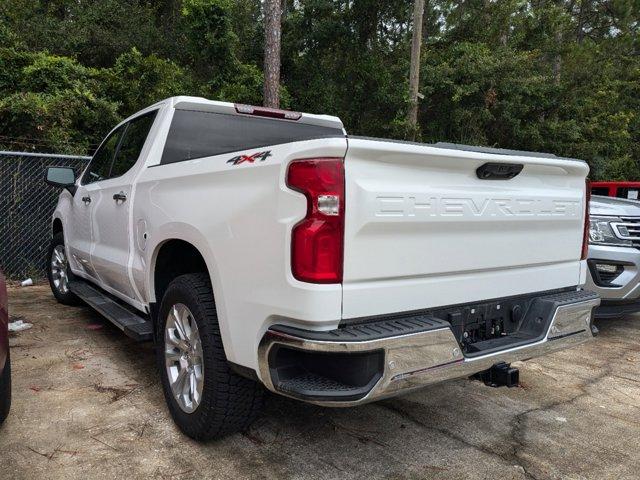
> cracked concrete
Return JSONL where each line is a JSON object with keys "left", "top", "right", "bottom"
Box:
{"left": 0, "top": 285, "right": 639, "bottom": 480}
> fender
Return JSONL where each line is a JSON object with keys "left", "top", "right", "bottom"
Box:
{"left": 145, "top": 223, "right": 232, "bottom": 356}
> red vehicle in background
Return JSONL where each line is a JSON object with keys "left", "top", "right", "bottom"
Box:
{"left": 591, "top": 181, "right": 640, "bottom": 201}
{"left": 0, "top": 271, "right": 10, "bottom": 425}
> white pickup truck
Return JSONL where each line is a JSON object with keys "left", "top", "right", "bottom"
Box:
{"left": 45, "top": 96, "right": 599, "bottom": 440}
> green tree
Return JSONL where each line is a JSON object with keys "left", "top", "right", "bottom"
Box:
{"left": 101, "top": 48, "right": 195, "bottom": 117}
{"left": 0, "top": 49, "right": 116, "bottom": 152}
{"left": 0, "top": 0, "right": 638, "bottom": 178}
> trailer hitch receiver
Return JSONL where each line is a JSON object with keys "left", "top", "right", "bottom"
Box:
{"left": 473, "top": 362, "right": 519, "bottom": 388}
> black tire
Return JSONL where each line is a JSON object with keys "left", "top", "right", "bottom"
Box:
{"left": 47, "top": 232, "right": 80, "bottom": 305}
{"left": 156, "top": 273, "right": 264, "bottom": 440}
{"left": 0, "top": 352, "right": 11, "bottom": 425}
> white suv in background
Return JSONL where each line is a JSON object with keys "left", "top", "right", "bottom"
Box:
{"left": 587, "top": 195, "right": 640, "bottom": 318}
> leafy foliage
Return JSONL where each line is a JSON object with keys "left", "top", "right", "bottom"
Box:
{"left": 0, "top": 49, "right": 119, "bottom": 153}
{"left": 0, "top": 0, "right": 638, "bottom": 179}
{"left": 100, "top": 48, "right": 195, "bottom": 116}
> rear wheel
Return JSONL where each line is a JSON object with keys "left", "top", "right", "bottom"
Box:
{"left": 156, "top": 273, "right": 264, "bottom": 440}
{"left": 0, "top": 352, "right": 11, "bottom": 425}
{"left": 47, "top": 232, "right": 79, "bottom": 305}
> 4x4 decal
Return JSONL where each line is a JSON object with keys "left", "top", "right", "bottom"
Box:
{"left": 227, "top": 150, "right": 272, "bottom": 165}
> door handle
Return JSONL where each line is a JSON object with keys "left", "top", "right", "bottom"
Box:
{"left": 82, "top": 196, "right": 91, "bottom": 204}
{"left": 113, "top": 191, "right": 127, "bottom": 202}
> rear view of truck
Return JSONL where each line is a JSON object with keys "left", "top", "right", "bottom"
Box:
{"left": 260, "top": 138, "right": 599, "bottom": 405}
{"left": 45, "top": 97, "right": 599, "bottom": 439}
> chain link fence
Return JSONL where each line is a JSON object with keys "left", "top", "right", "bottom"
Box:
{"left": 0, "top": 151, "right": 90, "bottom": 279}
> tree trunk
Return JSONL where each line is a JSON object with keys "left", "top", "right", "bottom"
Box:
{"left": 576, "top": 0, "right": 590, "bottom": 44}
{"left": 407, "top": 0, "right": 425, "bottom": 140}
{"left": 552, "top": 30, "right": 562, "bottom": 84}
{"left": 552, "top": 0, "right": 563, "bottom": 84}
{"left": 263, "top": 0, "right": 282, "bottom": 108}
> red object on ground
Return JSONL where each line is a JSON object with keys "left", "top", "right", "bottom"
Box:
{"left": 591, "top": 181, "right": 640, "bottom": 200}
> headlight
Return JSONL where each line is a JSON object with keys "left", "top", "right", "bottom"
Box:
{"left": 589, "top": 216, "right": 633, "bottom": 246}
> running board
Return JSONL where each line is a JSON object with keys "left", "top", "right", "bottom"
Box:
{"left": 69, "top": 280, "right": 153, "bottom": 342}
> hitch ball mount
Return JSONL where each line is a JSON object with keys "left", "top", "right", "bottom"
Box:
{"left": 473, "top": 362, "right": 519, "bottom": 388}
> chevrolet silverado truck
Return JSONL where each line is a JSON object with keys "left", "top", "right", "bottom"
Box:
{"left": 587, "top": 195, "right": 640, "bottom": 318}
{"left": 45, "top": 96, "right": 599, "bottom": 440}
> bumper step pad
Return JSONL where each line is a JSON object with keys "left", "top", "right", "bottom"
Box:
{"left": 277, "top": 372, "right": 370, "bottom": 401}
{"left": 271, "top": 315, "right": 450, "bottom": 342}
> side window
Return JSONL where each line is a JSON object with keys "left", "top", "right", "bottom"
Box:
{"left": 111, "top": 111, "right": 157, "bottom": 179}
{"left": 83, "top": 127, "right": 124, "bottom": 185}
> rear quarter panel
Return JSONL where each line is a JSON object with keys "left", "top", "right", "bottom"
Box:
{"left": 132, "top": 137, "right": 348, "bottom": 370}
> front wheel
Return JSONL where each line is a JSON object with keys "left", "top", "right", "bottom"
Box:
{"left": 156, "top": 273, "right": 264, "bottom": 440}
{"left": 46, "top": 232, "right": 79, "bottom": 305}
{"left": 0, "top": 352, "right": 11, "bottom": 425}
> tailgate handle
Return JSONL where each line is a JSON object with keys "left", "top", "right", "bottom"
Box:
{"left": 476, "top": 162, "right": 523, "bottom": 180}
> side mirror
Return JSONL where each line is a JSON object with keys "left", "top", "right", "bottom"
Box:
{"left": 45, "top": 167, "right": 77, "bottom": 195}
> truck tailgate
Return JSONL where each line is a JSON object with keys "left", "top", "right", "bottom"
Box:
{"left": 342, "top": 139, "right": 589, "bottom": 319}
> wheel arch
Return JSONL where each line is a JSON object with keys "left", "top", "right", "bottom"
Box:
{"left": 52, "top": 218, "right": 63, "bottom": 236}
{"left": 147, "top": 229, "right": 229, "bottom": 353}
{"left": 152, "top": 238, "right": 210, "bottom": 304}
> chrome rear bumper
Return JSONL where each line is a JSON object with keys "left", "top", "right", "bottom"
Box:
{"left": 258, "top": 291, "right": 600, "bottom": 407}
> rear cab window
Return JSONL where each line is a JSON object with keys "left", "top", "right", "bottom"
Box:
{"left": 161, "top": 110, "right": 345, "bottom": 165}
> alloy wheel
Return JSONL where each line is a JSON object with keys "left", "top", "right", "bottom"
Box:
{"left": 164, "top": 303, "right": 204, "bottom": 413}
{"left": 51, "top": 245, "right": 69, "bottom": 294}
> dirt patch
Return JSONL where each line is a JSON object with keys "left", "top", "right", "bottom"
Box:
{"left": 93, "top": 384, "right": 140, "bottom": 403}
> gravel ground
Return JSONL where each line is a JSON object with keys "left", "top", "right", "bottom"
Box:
{"left": 0, "top": 284, "right": 638, "bottom": 480}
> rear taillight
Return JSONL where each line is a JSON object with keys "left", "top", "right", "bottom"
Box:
{"left": 582, "top": 179, "right": 591, "bottom": 260}
{"left": 287, "top": 158, "right": 344, "bottom": 283}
